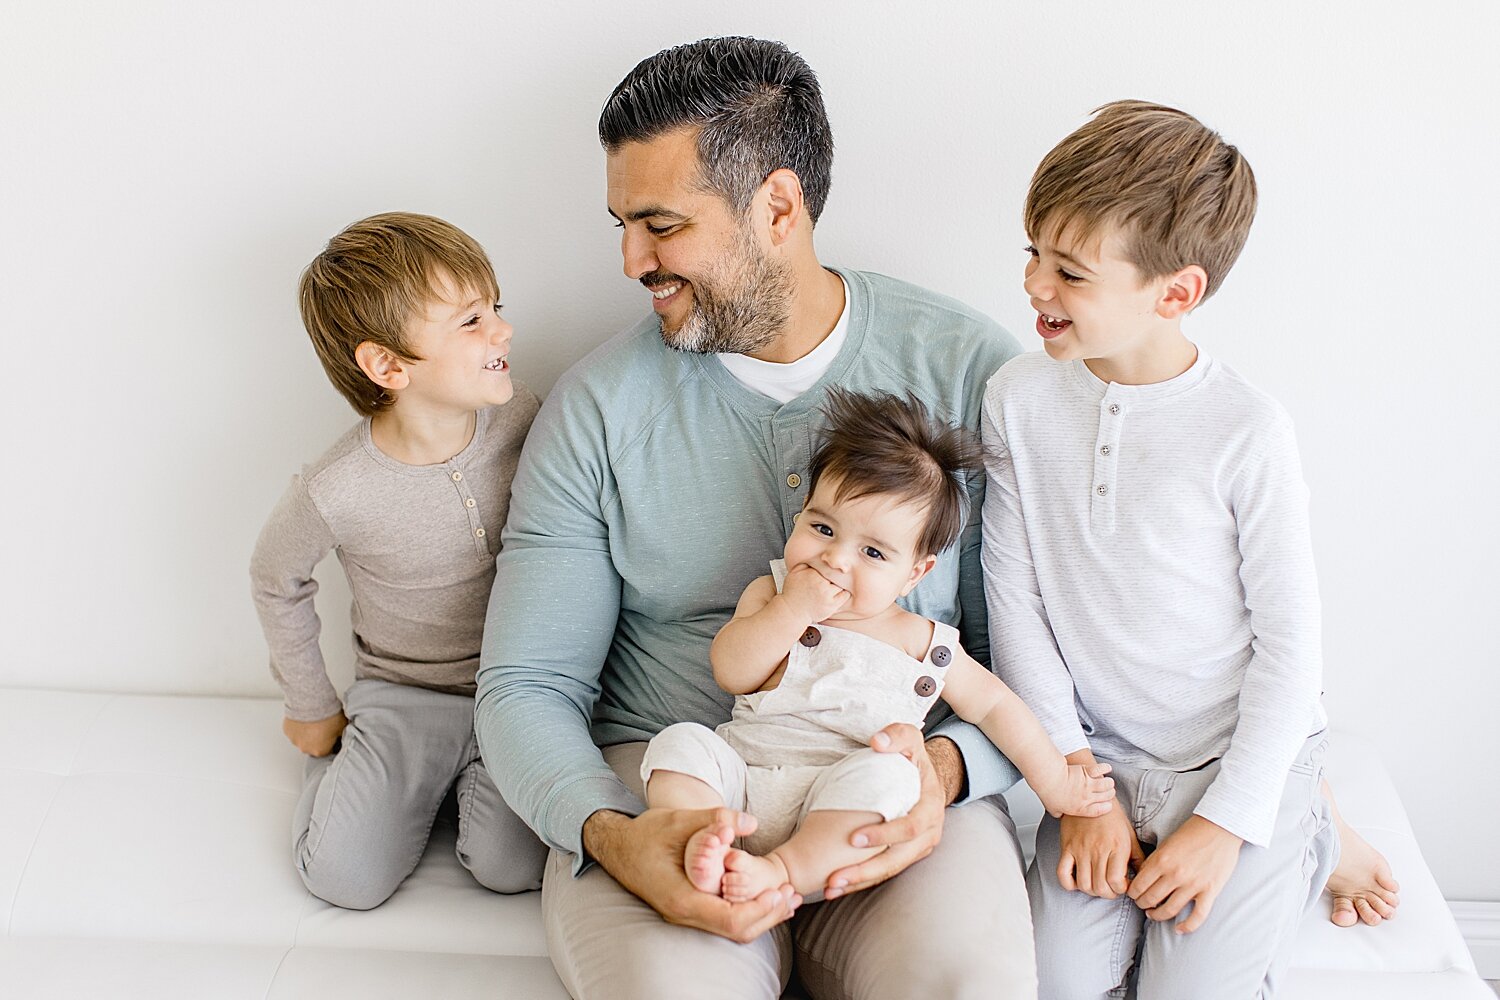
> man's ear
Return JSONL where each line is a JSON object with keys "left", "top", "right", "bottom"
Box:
{"left": 761, "top": 168, "right": 805, "bottom": 247}
{"left": 901, "top": 554, "right": 939, "bottom": 597}
{"left": 1156, "top": 265, "right": 1208, "bottom": 319}
{"left": 355, "top": 341, "right": 411, "bottom": 393}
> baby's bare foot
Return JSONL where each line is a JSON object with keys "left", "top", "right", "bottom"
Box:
{"left": 722, "top": 847, "right": 790, "bottom": 903}
{"left": 683, "top": 822, "right": 734, "bottom": 896}
{"left": 1328, "top": 819, "right": 1400, "bottom": 927}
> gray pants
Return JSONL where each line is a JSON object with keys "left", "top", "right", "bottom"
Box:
{"left": 1029, "top": 735, "right": 1339, "bottom": 1000}
{"left": 291, "top": 678, "right": 548, "bottom": 910}
{"left": 543, "top": 742, "right": 1039, "bottom": 1000}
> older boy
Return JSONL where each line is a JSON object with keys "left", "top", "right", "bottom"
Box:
{"left": 250, "top": 212, "right": 547, "bottom": 909}
{"left": 982, "top": 102, "right": 1337, "bottom": 997}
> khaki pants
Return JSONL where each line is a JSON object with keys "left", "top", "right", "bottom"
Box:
{"left": 543, "top": 742, "right": 1038, "bottom": 1000}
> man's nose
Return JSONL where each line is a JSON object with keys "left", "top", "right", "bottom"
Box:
{"left": 620, "top": 228, "right": 659, "bottom": 280}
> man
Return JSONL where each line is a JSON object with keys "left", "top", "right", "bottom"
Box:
{"left": 476, "top": 36, "right": 1032, "bottom": 999}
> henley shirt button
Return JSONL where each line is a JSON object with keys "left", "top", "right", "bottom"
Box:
{"left": 1100, "top": 445, "right": 1111, "bottom": 456}
{"left": 786, "top": 473, "right": 802, "bottom": 489}
{"left": 1108, "top": 404, "right": 1120, "bottom": 415}
{"left": 799, "top": 626, "right": 821, "bottom": 647}
{"left": 465, "top": 497, "right": 477, "bottom": 508}
{"left": 1097, "top": 484, "right": 1109, "bottom": 496}
{"left": 930, "top": 645, "right": 952, "bottom": 667}
{"left": 914, "top": 676, "right": 937, "bottom": 698}
{"left": 474, "top": 527, "right": 486, "bottom": 538}
{"left": 451, "top": 471, "right": 463, "bottom": 482}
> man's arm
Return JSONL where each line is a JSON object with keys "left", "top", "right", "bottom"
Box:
{"left": 474, "top": 388, "right": 641, "bottom": 870}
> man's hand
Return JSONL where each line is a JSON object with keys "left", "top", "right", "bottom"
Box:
{"left": 283, "top": 710, "right": 347, "bottom": 757}
{"left": 822, "top": 725, "right": 955, "bottom": 900}
{"left": 1057, "top": 804, "right": 1144, "bottom": 899}
{"left": 583, "top": 807, "right": 800, "bottom": 943}
{"left": 1127, "top": 814, "right": 1243, "bottom": 933}
{"left": 779, "top": 563, "right": 850, "bottom": 623}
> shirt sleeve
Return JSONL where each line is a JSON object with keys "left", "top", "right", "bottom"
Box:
{"left": 474, "top": 387, "right": 643, "bottom": 874}
{"left": 1193, "top": 415, "right": 1324, "bottom": 846}
{"left": 981, "top": 389, "right": 1093, "bottom": 758}
{"left": 248, "top": 475, "right": 342, "bottom": 722}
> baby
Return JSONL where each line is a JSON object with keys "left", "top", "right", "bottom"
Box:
{"left": 640, "top": 388, "right": 1114, "bottom": 901}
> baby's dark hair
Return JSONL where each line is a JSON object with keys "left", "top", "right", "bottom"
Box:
{"left": 808, "top": 389, "right": 983, "bottom": 558}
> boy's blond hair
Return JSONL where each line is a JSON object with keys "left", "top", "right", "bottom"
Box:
{"left": 1025, "top": 100, "right": 1256, "bottom": 301}
{"left": 298, "top": 212, "right": 500, "bottom": 416}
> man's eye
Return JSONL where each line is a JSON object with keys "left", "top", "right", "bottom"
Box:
{"left": 862, "top": 547, "right": 885, "bottom": 561}
{"left": 647, "top": 224, "right": 675, "bottom": 236}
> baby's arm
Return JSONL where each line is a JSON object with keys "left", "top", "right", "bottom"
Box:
{"left": 940, "top": 649, "right": 1113, "bottom": 818}
{"left": 710, "top": 567, "right": 848, "bottom": 694}
{"left": 249, "top": 474, "right": 344, "bottom": 746}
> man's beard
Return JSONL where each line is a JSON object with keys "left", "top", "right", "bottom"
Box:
{"left": 644, "top": 228, "right": 794, "bottom": 356}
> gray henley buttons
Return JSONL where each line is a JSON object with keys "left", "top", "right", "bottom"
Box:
{"left": 787, "top": 473, "right": 802, "bottom": 489}
{"left": 451, "top": 471, "right": 463, "bottom": 482}
{"left": 914, "top": 676, "right": 937, "bottom": 698}
{"left": 465, "top": 498, "right": 476, "bottom": 508}
{"left": 930, "top": 645, "right": 952, "bottom": 667}
{"left": 475, "top": 527, "right": 486, "bottom": 538}
{"left": 800, "top": 627, "right": 821, "bottom": 647}
{"left": 1108, "top": 404, "right": 1120, "bottom": 415}
{"left": 1100, "top": 445, "right": 1111, "bottom": 456}
{"left": 1097, "top": 485, "right": 1109, "bottom": 496}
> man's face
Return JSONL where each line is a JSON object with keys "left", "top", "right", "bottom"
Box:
{"left": 606, "top": 129, "right": 792, "bottom": 355}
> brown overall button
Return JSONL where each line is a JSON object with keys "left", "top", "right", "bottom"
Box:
{"left": 914, "top": 675, "right": 937, "bottom": 697}
{"left": 799, "top": 627, "right": 822, "bottom": 647}
{"left": 930, "top": 645, "right": 951, "bottom": 667}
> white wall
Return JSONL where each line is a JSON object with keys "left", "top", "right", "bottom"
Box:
{"left": 3, "top": 1, "right": 1496, "bottom": 901}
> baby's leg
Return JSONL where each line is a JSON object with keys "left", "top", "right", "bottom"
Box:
{"left": 640, "top": 722, "right": 748, "bottom": 895}
{"left": 1322, "top": 777, "right": 1401, "bottom": 926}
{"left": 723, "top": 808, "right": 885, "bottom": 902}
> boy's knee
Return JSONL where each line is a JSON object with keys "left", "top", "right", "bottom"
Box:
{"left": 460, "top": 841, "right": 545, "bottom": 894}
{"left": 297, "top": 853, "right": 402, "bottom": 910}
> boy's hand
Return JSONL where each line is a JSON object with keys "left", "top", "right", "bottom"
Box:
{"left": 1127, "top": 815, "right": 1243, "bottom": 933}
{"left": 779, "top": 563, "right": 849, "bottom": 623}
{"left": 1057, "top": 805, "right": 1144, "bottom": 899}
{"left": 283, "top": 711, "right": 347, "bottom": 757}
{"left": 1036, "top": 761, "right": 1115, "bottom": 819}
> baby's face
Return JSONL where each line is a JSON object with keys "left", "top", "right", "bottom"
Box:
{"left": 783, "top": 476, "right": 932, "bottom": 623}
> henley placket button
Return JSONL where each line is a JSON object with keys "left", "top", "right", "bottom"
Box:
{"left": 786, "top": 473, "right": 802, "bottom": 489}
{"left": 914, "top": 676, "right": 937, "bottom": 697}
{"left": 474, "top": 527, "right": 486, "bottom": 538}
{"left": 1108, "top": 404, "right": 1120, "bottom": 416}
{"left": 799, "top": 627, "right": 821, "bottom": 647}
{"left": 1100, "top": 445, "right": 1111, "bottom": 456}
{"left": 465, "top": 498, "right": 477, "bottom": 508}
{"left": 1097, "top": 485, "right": 1109, "bottom": 496}
{"left": 451, "top": 471, "right": 463, "bottom": 482}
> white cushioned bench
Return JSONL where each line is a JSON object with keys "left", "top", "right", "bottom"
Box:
{"left": 0, "top": 689, "right": 1487, "bottom": 999}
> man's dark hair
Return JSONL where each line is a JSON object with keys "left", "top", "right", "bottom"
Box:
{"left": 808, "top": 389, "right": 983, "bottom": 558}
{"left": 598, "top": 36, "right": 835, "bottom": 224}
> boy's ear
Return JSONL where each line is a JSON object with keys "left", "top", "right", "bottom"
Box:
{"left": 760, "top": 168, "right": 805, "bottom": 248}
{"left": 1156, "top": 265, "right": 1208, "bottom": 319}
{"left": 901, "top": 554, "right": 939, "bottom": 597}
{"left": 355, "top": 341, "right": 411, "bottom": 393}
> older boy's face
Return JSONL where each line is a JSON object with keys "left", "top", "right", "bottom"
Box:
{"left": 606, "top": 129, "right": 792, "bottom": 355}
{"left": 396, "top": 272, "right": 514, "bottom": 415}
{"left": 1022, "top": 224, "right": 1176, "bottom": 369}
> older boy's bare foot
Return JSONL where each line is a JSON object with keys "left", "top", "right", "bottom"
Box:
{"left": 722, "top": 847, "right": 790, "bottom": 903}
{"left": 683, "top": 821, "right": 735, "bottom": 895}
{"left": 1323, "top": 779, "right": 1400, "bottom": 926}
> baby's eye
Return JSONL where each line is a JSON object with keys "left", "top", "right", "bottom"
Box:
{"left": 811, "top": 522, "right": 833, "bottom": 537}
{"left": 862, "top": 546, "right": 885, "bottom": 561}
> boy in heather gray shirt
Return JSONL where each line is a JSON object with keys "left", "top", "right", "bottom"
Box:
{"left": 250, "top": 212, "right": 546, "bottom": 909}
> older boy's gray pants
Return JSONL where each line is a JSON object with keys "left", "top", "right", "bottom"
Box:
{"left": 291, "top": 678, "right": 548, "bottom": 910}
{"left": 541, "top": 742, "right": 1039, "bottom": 1000}
{"left": 1029, "top": 734, "right": 1339, "bottom": 1000}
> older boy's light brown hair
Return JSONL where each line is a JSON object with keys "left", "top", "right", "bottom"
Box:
{"left": 298, "top": 212, "right": 500, "bottom": 416}
{"left": 1025, "top": 100, "right": 1257, "bottom": 301}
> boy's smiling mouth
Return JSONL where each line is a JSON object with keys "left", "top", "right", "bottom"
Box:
{"left": 483, "top": 354, "right": 509, "bottom": 372}
{"left": 1036, "top": 312, "right": 1072, "bottom": 339}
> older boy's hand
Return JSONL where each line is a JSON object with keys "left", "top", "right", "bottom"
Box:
{"left": 1057, "top": 803, "right": 1144, "bottom": 899}
{"left": 283, "top": 710, "right": 347, "bottom": 757}
{"left": 1127, "top": 814, "right": 1243, "bottom": 933}
{"left": 822, "top": 725, "right": 953, "bottom": 900}
{"left": 583, "top": 807, "right": 800, "bottom": 943}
